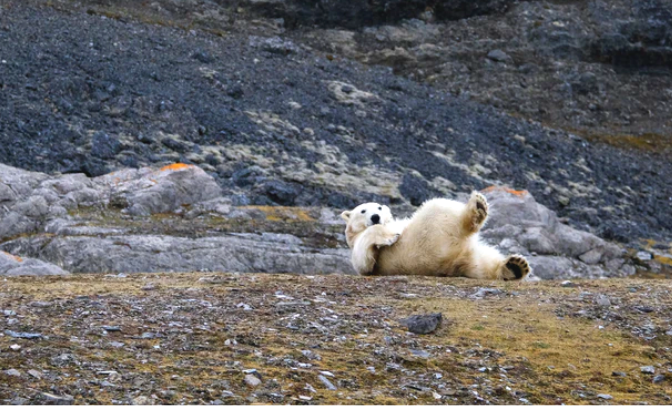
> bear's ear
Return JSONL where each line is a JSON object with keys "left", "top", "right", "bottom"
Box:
{"left": 340, "top": 211, "right": 351, "bottom": 221}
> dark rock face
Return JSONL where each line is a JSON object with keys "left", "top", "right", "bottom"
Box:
{"left": 245, "top": 0, "right": 514, "bottom": 29}
{"left": 590, "top": 0, "right": 672, "bottom": 68}
{"left": 398, "top": 173, "right": 441, "bottom": 207}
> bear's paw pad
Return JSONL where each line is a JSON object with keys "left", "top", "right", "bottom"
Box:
{"left": 504, "top": 254, "right": 530, "bottom": 280}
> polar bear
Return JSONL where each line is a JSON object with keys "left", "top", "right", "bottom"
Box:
{"left": 341, "top": 192, "right": 531, "bottom": 280}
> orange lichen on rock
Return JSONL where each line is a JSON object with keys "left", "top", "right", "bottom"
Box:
{"left": 159, "top": 163, "right": 193, "bottom": 172}
{"left": 482, "top": 185, "right": 528, "bottom": 197}
{"left": 1, "top": 251, "right": 23, "bottom": 263}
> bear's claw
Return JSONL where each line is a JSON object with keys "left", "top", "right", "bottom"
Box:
{"left": 503, "top": 254, "right": 531, "bottom": 280}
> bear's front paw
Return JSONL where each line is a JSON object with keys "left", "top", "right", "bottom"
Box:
{"left": 503, "top": 254, "right": 531, "bottom": 281}
{"left": 376, "top": 233, "right": 400, "bottom": 248}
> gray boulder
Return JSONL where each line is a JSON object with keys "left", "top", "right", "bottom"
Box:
{"left": 0, "top": 251, "right": 68, "bottom": 276}
{"left": 482, "top": 187, "right": 628, "bottom": 279}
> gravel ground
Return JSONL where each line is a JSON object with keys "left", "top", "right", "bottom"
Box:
{"left": 1, "top": 273, "right": 672, "bottom": 404}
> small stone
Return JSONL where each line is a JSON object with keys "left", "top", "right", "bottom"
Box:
{"left": 472, "top": 288, "right": 503, "bottom": 297}
{"left": 221, "top": 391, "right": 235, "bottom": 398}
{"left": 487, "top": 49, "right": 512, "bottom": 62}
{"left": 319, "top": 371, "right": 335, "bottom": 378}
{"left": 612, "top": 371, "right": 627, "bottom": 377}
{"left": 560, "top": 280, "right": 576, "bottom": 288}
{"left": 5, "top": 369, "right": 21, "bottom": 377}
{"left": 410, "top": 349, "right": 431, "bottom": 359}
{"left": 641, "top": 366, "right": 655, "bottom": 374}
{"left": 400, "top": 313, "right": 442, "bottom": 334}
{"left": 653, "top": 375, "right": 666, "bottom": 384}
{"left": 141, "top": 284, "right": 156, "bottom": 291}
{"left": 10, "top": 344, "right": 21, "bottom": 351}
{"left": 39, "top": 392, "right": 74, "bottom": 405}
{"left": 102, "top": 325, "right": 121, "bottom": 332}
{"left": 27, "top": 369, "right": 42, "bottom": 379}
{"left": 636, "top": 251, "right": 653, "bottom": 261}
{"left": 318, "top": 374, "right": 337, "bottom": 390}
{"left": 597, "top": 394, "right": 613, "bottom": 400}
{"left": 244, "top": 374, "right": 261, "bottom": 387}
{"left": 595, "top": 295, "right": 611, "bottom": 307}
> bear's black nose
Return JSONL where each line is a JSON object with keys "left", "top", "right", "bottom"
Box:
{"left": 371, "top": 214, "right": 380, "bottom": 224}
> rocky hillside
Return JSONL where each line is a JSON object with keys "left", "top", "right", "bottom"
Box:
{"left": 2, "top": 273, "right": 672, "bottom": 404}
{"left": 0, "top": 0, "right": 671, "bottom": 249}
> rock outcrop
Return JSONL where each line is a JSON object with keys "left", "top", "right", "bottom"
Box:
{"left": 481, "top": 188, "right": 630, "bottom": 280}
{"left": 0, "top": 163, "right": 637, "bottom": 279}
{"left": 0, "top": 251, "right": 68, "bottom": 276}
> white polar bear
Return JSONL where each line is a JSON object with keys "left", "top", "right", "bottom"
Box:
{"left": 341, "top": 192, "right": 531, "bottom": 280}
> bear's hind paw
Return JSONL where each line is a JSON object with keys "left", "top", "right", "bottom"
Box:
{"left": 466, "top": 191, "right": 489, "bottom": 231}
{"left": 503, "top": 254, "right": 531, "bottom": 281}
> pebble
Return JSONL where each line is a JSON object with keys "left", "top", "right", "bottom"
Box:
{"left": 39, "top": 392, "right": 74, "bottom": 405}
{"left": 487, "top": 49, "right": 512, "bottom": 62}
{"left": 640, "top": 366, "right": 655, "bottom": 374}
{"left": 318, "top": 375, "right": 337, "bottom": 390}
{"left": 595, "top": 295, "right": 611, "bottom": 307}
{"left": 102, "top": 325, "right": 121, "bottom": 332}
{"left": 244, "top": 374, "right": 261, "bottom": 387}
{"left": 27, "top": 369, "right": 42, "bottom": 379}
{"left": 612, "top": 371, "right": 627, "bottom": 377}
{"left": 472, "top": 288, "right": 503, "bottom": 298}
{"left": 597, "top": 394, "right": 613, "bottom": 400}
{"left": 221, "top": 391, "right": 235, "bottom": 398}
{"left": 410, "top": 349, "right": 431, "bottom": 359}
{"left": 560, "top": 280, "right": 576, "bottom": 288}
{"left": 5, "top": 369, "right": 21, "bottom": 377}
{"left": 10, "top": 344, "right": 21, "bottom": 351}
{"left": 319, "top": 371, "right": 335, "bottom": 377}
{"left": 636, "top": 251, "right": 653, "bottom": 261}
{"left": 653, "top": 375, "right": 666, "bottom": 384}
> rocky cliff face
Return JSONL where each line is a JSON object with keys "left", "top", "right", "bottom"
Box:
{"left": 0, "top": 0, "right": 670, "bottom": 278}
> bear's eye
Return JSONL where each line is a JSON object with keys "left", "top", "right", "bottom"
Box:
{"left": 378, "top": 206, "right": 382, "bottom": 210}
{"left": 361, "top": 209, "right": 366, "bottom": 214}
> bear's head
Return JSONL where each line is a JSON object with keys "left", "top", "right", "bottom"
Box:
{"left": 341, "top": 203, "right": 393, "bottom": 247}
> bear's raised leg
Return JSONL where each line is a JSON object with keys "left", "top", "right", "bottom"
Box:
{"left": 460, "top": 191, "right": 489, "bottom": 235}
{"left": 500, "top": 254, "right": 531, "bottom": 281}
{"left": 351, "top": 225, "right": 400, "bottom": 275}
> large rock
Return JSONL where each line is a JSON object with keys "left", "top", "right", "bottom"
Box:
{"left": 0, "top": 251, "right": 68, "bottom": 276}
{"left": 1, "top": 233, "right": 351, "bottom": 275}
{"left": 0, "top": 163, "right": 635, "bottom": 279}
{"left": 0, "top": 163, "right": 222, "bottom": 240}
